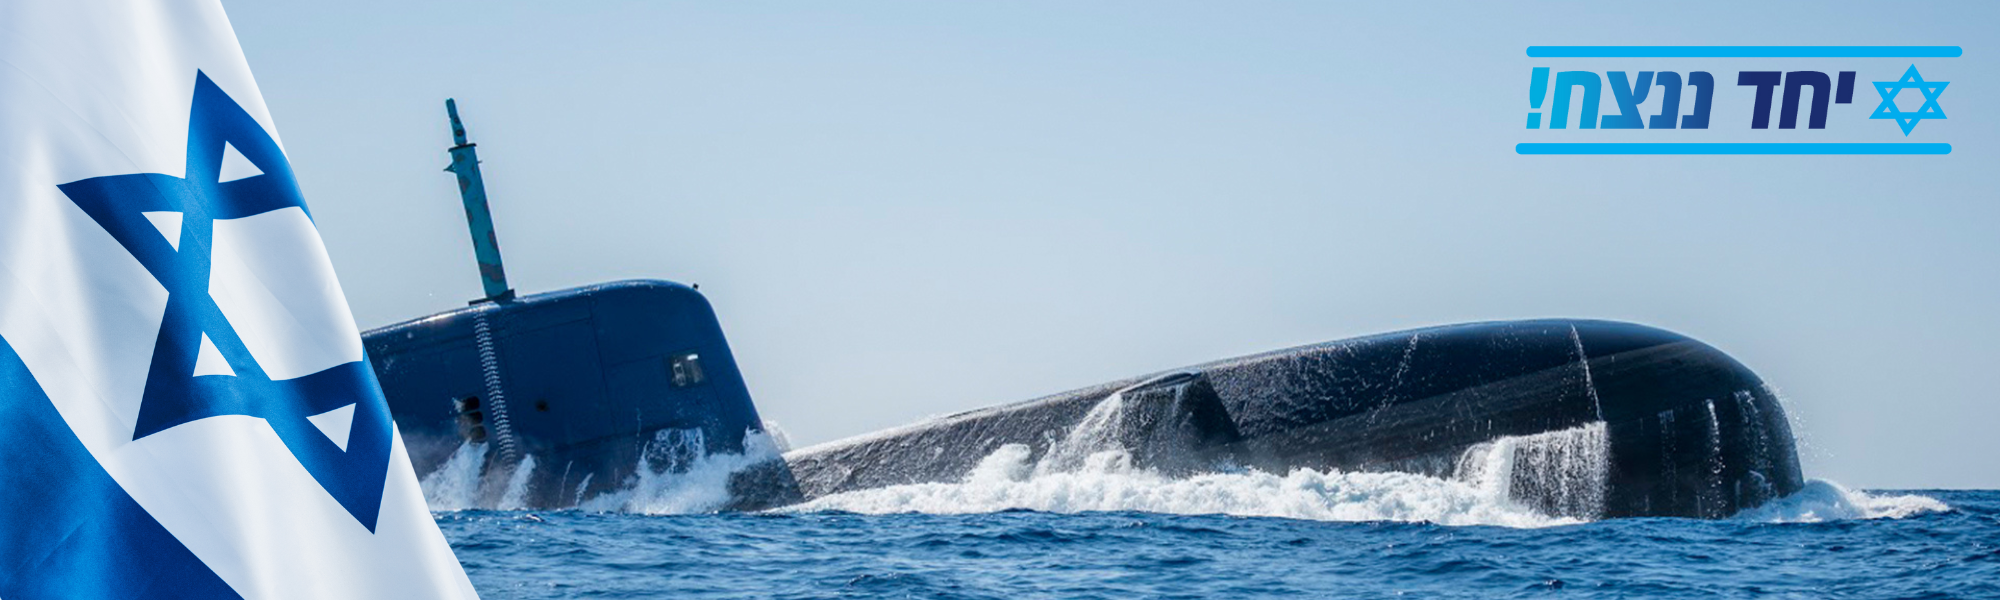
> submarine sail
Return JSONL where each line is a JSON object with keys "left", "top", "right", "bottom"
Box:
{"left": 364, "top": 101, "right": 765, "bottom": 507}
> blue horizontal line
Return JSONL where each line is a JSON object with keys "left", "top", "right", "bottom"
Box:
{"left": 1516, "top": 143, "right": 1952, "bottom": 155}
{"left": 1526, "top": 46, "right": 1962, "bottom": 58}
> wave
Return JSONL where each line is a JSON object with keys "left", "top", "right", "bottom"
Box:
{"left": 787, "top": 443, "right": 1583, "bottom": 528}
{"left": 784, "top": 414, "right": 1945, "bottom": 527}
{"left": 786, "top": 397, "right": 1615, "bottom": 528}
{"left": 422, "top": 441, "right": 530, "bottom": 511}
{"left": 1733, "top": 479, "right": 1949, "bottom": 522}
{"left": 422, "top": 426, "right": 784, "bottom": 514}
{"left": 790, "top": 451, "right": 1945, "bottom": 527}
{"left": 421, "top": 409, "right": 1944, "bottom": 526}
{"left": 578, "top": 428, "right": 784, "bottom": 514}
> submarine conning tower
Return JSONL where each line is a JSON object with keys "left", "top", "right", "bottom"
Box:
{"left": 363, "top": 100, "right": 765, "bottom": 508}
{"left": 740, "top": 319, "right": 1803, "bottom": 519}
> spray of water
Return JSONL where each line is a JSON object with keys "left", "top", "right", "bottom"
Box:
{"left": 420, "top": 442, "right": 487, "bottom": 511}
{"left": 788, "top": 392, "right": 1946, "bottom": 525}
{"left": 1733, "top": 479, "right": 1947, "bottom": 522}
{"left": 1034, "top": 390, "right": 1130, "bottom": 476}
{"left": 421, "top": 441, "right": 540, "bottom": 511}
{"left": 761, "top": 420, "right": 794, "bottom": 453}
{"left": 791, "top": 393, "right": 1621, "bottom": 527}
{"left": 791, "top": 442, "right": 1586, "bottom": 527}
{"left": 1454, "top": 423, "right": 1610, "bottom": 520}
{"left": 420, "top": 395, "right": 1945, "bottom": 524}
{"left": 579, "top": 428, "right": 784, "bottom": 514}
{"left": 421, "top": 428, "right": 782, "bottom": 514}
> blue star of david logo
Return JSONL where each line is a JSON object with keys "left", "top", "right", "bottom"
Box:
{"left": 1871, "top": 65, "right": 1949, "bottom": 136}
{"left": 56, "top": 72, "right": 393, "bottom": 531}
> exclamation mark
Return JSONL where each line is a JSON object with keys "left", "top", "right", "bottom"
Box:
{"left": 1527, "top": 67, "right": 1550, "bottom": 129}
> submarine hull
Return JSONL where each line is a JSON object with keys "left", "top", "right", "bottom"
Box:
{"left": 745, "top": 320, "right": 1802, "bottom": 518}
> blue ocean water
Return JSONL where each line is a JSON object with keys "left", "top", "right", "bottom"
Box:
{"left": 438, "top": 486, "right": 1997, "bottom": 599}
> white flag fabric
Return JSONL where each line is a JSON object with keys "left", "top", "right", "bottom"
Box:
{"left": 0, "top": 1, "right": 478, "bottom": 598}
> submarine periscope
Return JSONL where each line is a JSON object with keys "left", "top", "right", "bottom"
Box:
{"left": 368, "top": 101, "right": 1803, "bottom": 519}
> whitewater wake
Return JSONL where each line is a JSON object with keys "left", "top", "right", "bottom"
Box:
{"left": 789, "top": 451, "right": 1941, "bottom": 527}
{"left": 578, "top": 428, "right": 784, "bottom": 514}
{"left": 789, "top": 443, "right": 1579, "bottom": 527}
{"left": 788, "top": 423, "right": 1617, "bottom": 528}
{"left": 785, "top": 391, "right": 1619, "bottom": 527}
{"left": 1733, "top": 479, "right": 1948, "bottom": 522}
{"left": 423, "top": 441, "right": 538, "bottom": 511}
{"left": 422, "top": 425, "right": 785, "bottom": 514}
{"left": 785, "top": 401, "right": 1943, "bottom": 527}
{"left": 419, "top": 401, "right": 1943, "bottom": 526}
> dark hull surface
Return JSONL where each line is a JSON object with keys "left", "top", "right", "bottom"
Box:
{"left": 365, "top": 280, "right": 764, "bottom": 507}
{"left": 740, "top": 320, "right": 1802, "bottom": 518}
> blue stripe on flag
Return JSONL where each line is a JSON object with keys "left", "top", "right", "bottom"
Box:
{"left": 0, "top": 336, "right": 242, "bottom": 599}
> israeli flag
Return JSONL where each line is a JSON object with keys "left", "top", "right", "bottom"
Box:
{"left": 0, "top": 1, "right": 478, "bottom": 598}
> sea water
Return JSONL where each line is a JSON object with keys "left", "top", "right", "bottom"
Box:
{"left": 439, "top": 490, "right": 1988, "bottom": 599}
{"left": 427, "top": 423, "right": 1991, "bottom": 599}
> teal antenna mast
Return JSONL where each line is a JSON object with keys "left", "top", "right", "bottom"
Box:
{"left": 444, "top": 98, "right": 514, "bottom": 303}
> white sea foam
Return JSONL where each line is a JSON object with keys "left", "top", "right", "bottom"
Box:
{"left": 789, "top": 443, "right": 1581, "bottom": 527}
{"left": 496, "top": 453, "right": 538, "bottom": 510}
{"left": 789, "top": 423, "right": 1618, "bottom": 528}
{"left": 421, "top": 428, "right": 781, "bottom": 514}
{"left": 1455, "top": 422, "right": 1610, "bottom": 520}
{"left": 787, "top": 419, "right": 1946, "bottom": 527}
{"left": 420, "top": 411, "right": 1946, "bottom": 526}
{"left": 760, "top": 420, "right": 794, "bottom": 453}
{"left": 579, "top": 428, "right": 783, "bottom": 514}
{"left": 421, "top": 441, "right": 540, "bottom": 511}
{"left": 1734, "top": 479, "right": 1949, "bottom": 522}
{"left": 421, "top": 442, "right": 491, "bottom": 510}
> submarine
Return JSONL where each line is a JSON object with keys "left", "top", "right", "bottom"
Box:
{"left": 366, "top": 101, "right": 1803, "bottom": 518}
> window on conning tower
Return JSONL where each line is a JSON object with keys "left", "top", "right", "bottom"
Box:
{"left": 669, "top": 352, "right": 706, "bottom": 388}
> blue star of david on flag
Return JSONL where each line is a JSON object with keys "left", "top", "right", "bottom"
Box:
{"left": 1871, "top": 65, "right": 1949, "bottom": 136}
{"left": 56, "top": 71, "right": 394, "bottom": 531}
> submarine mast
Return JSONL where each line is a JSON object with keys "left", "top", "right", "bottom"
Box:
{"left": 444, "top": 98, "right": 514, "bottom": 303}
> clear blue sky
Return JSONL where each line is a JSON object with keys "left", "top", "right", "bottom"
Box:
{"left": 226, "top": 1, "right": 1999, "bottom": 489}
